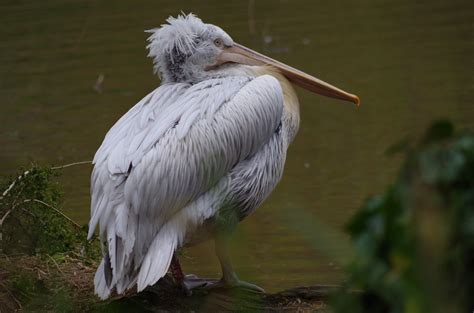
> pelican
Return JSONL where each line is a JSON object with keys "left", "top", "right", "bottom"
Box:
{"left": 88, "top": 13, "right": 359, "bottom": 299}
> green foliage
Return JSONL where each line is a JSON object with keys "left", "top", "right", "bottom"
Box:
{"left": 0, "top": 164, "right": 101, "bottom": 312}
{"left": 333, "top": 120, "right": 474, "bottom": 313}
{"left": 0, "top": 165, "right": 97, "bottom": 257}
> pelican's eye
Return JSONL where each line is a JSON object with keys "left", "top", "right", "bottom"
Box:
{"left": 213, "top": 38, "right": 223, "bottom": 48}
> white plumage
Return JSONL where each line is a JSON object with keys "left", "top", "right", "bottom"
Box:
{"left": 89, "top": 72, "right": 293, "bottom": 297}
{"left": 89, "top": 13, "right": 358, "bottom": 299}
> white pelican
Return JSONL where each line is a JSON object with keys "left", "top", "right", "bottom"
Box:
{"left": 88, "top": 13, "right": 359, "bottom": 299}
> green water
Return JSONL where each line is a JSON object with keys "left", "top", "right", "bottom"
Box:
{"left": 1, "top": 0, "right": 473, "bottom": 292}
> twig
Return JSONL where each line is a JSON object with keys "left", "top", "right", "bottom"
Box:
{"left": 0, "top": 281, "right": 22, "bottom": 309}
{"left": 1, "top": 199, "right": 79, "bottom": 228}
{"left": 35, "top": 267, "right": 48, "bottom": 276}
{"left": 46, "top": 254, "right": 63, "bottom": 274}
{"left": 0, "top": 200, "right": 27, "bottom": 227}
{"left": 46, "top": 254, "right": 81, "bottom": 289}
{"left": 1, "top": 161, "right": 91, "bottom": 200}
{"left": 0, "top": 170, "right": 30, "bottom": 201}
{"left": 51, "top": 160, "right": 92, "bottom": 170}
{"left": 0, "top": 208, "right": 13, "bottom": 227}
{"left": 25, "top": 199, "right": 82, "bottom": 229}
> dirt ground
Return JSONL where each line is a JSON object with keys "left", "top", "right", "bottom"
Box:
{"left": 0, "top": 254, "right": 335, "bottom": 312}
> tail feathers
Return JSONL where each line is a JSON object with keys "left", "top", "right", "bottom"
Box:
{"left": 137, "top": 227, "right": 177, "bottom": 292}
{"left": 94, "top": 259, "right": 112, "bottom": 300}
{"left": 93, "top": 204, "right": 179, "bottom": 297}
{"left": 94, "top": 229, "right": 176, "bottom": 298}
{"left": 94, "top": 251, "right": 138, "bottom": 299}
{"left": 116, "top": 271, "right": 138, "bottom": 294}
{"left": 103, "top": 251, "right": 113, "bottom": 286}
{"left": 93, "top": 220, "right": 135, "bottom": 299}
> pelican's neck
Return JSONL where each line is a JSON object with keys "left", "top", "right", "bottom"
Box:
{"left": 205, "top": 64, "right": 301, "bottom": 141}
{"left": 248, "top": 66, "right": 301, "bottom": 143}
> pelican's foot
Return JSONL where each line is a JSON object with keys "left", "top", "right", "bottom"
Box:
{"left": 204, "top": 277, "right": 265, "bottom": 293}
{"left": 178, "top": 274, "right": 218, "bottom": 296}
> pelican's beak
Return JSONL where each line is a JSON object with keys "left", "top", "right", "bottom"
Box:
{"left": 215, "top": 43, "right": 360, "bottom": 105}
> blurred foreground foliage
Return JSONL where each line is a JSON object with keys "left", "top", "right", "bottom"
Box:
{"left": 333, "top": 120, "right": 474, "bottom": 313}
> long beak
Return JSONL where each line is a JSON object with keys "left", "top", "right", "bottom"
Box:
{"left": 215, "top": 43, "right": 360, "bottom": 105}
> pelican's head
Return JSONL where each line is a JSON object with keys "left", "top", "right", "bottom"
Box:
{"left": 147, "top": 13, "right": 359, "bottom": 105}
{"left": 147, "top": 14, "right": 234, "bottom": 83}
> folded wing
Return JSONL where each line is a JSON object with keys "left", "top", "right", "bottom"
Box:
{"left": 89, "top": 74, "right": 284, "bottom": 297}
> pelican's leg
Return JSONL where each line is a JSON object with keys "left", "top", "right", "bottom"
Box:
{"left": 170, "top": 253, "right": 215, "bottom": 295}
{"left": 170, "top": 253, "right": 191, "bottom": 295}
{"left": 209, "top": 234, "right": 265, "bottom": 293}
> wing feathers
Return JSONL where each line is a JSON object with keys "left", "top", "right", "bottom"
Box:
{"left": 90, "top": 74, "right": 284, "bottom": 297}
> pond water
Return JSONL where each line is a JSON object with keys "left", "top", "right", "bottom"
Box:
{"left": 1, "top": 0, "right": 473, "bottom": 292}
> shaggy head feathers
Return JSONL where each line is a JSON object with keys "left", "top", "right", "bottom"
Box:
{"left": 146, "top": 13, "right": 232, "bottom": 82}
{"left": 146, "top": 14, "right": 204, "bottom": 65}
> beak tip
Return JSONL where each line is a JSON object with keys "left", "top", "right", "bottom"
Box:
{"left": 353, "top": 95, "right": 361, "bottom": 106}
